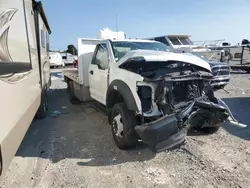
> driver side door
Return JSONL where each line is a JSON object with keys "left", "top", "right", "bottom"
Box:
{"left": 88, "top": 43, "right": 110, "bottom": 104}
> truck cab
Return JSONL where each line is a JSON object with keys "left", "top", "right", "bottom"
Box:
{"left": 63, "top": 38, "right": 246, "bottom": 152}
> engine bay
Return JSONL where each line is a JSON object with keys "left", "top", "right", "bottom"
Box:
{"left": 137, "top": 78, "right": 209, "bottom": 114}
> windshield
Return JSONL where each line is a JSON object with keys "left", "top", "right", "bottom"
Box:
{"left": 169, "top": 37, "right": 194, "bottom": 46}
{"left": 111, "top": 41, "right": 170, "bottom": 61}
{"left": 179, "top": 37, "right": 192, "bottom": 45}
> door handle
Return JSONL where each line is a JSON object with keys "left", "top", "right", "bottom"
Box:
{"left": 89, "top": 70, "right": 94, "bottom": 75}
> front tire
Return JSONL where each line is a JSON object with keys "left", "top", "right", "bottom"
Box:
{"left": 111, "top": 103, "right": 137, "bottom": 149}
{"left": 67, "top": 80, "right": 80, "bottom": 105}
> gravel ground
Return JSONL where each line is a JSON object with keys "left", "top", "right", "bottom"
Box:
{"left": 1, "top": 70, "right": 250, "bottom": 188}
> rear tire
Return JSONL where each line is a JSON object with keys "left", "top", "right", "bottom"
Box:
{"left": 199, "top": 125, "right": 221, "bottom": 134}
{"left": 111, "top": 103, "right": 137, "bottom": 149}
{"left": 36, "top": 89, "right": 48, "bottom": 119}
{"left": 67, "top": 80, "right": 80, "bottom": 105}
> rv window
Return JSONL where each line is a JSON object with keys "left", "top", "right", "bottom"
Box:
{"left": 169, "top": 37, "right": 181, "bottom": 45}
{"left": 179, "top": 37, "right": 190, "bottom": 45}
{"left": 41, "top": 30, "right": 46, "bottom": 48}
{"left": 234, "top": 53, "right": 242, "bottom": 58}
{"left": 155, "top": 37, "right": 169, "bottom": 46}
{"left": 46, "top": 32, "right": 49, "bottom": 52}
{"left": 62, "top": 56, "right": 67, "bottom": 59}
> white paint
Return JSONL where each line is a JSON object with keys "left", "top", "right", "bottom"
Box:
{"left": 49, "top": 52, "right": 64, "bottom": 67}
{"left": 77, "top": 38, "right": 101, "bottom": 85}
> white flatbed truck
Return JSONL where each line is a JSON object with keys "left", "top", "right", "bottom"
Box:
{"left": 63, "top": 38, "right": 246, "bottom": 152}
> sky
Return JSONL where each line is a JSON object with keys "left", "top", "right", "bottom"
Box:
{"left": 42, "top": 0, "right": 250, "bottom": 50}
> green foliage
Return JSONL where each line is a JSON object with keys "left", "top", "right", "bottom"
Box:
{"left": 66, "top": 45, "right": 78, "bottom": 55}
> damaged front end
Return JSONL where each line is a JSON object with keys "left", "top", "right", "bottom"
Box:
{"left": 124, "top": 60, "right": 247, "bottom": 151}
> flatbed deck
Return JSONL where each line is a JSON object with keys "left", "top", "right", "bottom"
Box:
{"left": 62, "top": 68, "right": 80, "bottom": 83}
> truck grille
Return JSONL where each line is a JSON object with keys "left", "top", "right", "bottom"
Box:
{"left": 211, "top": 66, "right": 230, "bottom": 76}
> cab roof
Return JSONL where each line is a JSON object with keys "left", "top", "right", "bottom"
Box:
{"left": 110, "top": 39, "right": 158, "bottom": 43}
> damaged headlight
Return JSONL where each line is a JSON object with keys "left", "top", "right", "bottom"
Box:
{"left": 137, "top": 85, "right": 152, "bottom": 113}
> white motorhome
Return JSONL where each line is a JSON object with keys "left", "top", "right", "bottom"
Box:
{"left": 209, "top": 40, "right": 250, "bottom": 72}
{"left": 49, "top": 52, "right": 64, "bottom": 68}
{"left": 61, "top": 52, "right": 74, "bottom": 66}
{"left": 0, "top": 0, "right": 51, "bottom": 181}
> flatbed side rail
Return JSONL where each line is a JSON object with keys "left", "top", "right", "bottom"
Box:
{"left": 62, "top": 69, "right": 80, "bottom": 83}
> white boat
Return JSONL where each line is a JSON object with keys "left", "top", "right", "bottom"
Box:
{"left": 146, "top": 35, "right": 225, "bottom": 61}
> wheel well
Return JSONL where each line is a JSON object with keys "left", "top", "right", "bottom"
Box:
{"left": 107, "top": 90, "right": 124, "bottom": 110}
{"left": 107, "top": 90, "right": 125, "bottom": 124}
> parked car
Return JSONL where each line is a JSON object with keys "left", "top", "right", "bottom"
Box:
{"left": 49, "top": 52, "right": 65, "bottom": 68}
{"left": 187, "top": 52, "right": 231, "bottom": 90}
{"left": 61, "top": 52, "right": 74, "bottom": 66}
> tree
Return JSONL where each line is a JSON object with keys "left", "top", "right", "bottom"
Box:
{"left": 66, "top": 44, "right": 78, "bottom": 55}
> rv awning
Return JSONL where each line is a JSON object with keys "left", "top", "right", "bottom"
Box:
{"left": 33, "top": 0, "right": 51, "bottom": 34}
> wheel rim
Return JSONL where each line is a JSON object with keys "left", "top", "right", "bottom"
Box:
{"left": 112, "top": 114, "right": 123, "bottom": 140}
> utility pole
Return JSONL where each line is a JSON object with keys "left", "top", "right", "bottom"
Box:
{"left": 116, "top": 14, "right": 118, "bottom": 40}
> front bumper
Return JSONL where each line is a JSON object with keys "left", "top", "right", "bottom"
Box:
{"left": 135, "top": 114, "right": 188, "bottom": 152}
{"left": 135, "top": 98, "right": 246, "bottom": 152}
{"left": 210, "top": 75, "right": 231, "bottom": 88}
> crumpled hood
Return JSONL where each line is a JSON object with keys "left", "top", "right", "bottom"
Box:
{"left": 118, "top": 50, "right": 211, "bottom": 72}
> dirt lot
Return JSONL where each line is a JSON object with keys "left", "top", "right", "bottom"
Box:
{"left": 1, "top": 70, "right": 250, "bottom": 188}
